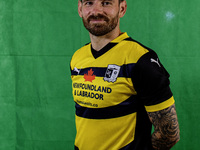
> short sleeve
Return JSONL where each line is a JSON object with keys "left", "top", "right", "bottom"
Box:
{"left": 131, "top": 50, "right": 174, "bottom": 111}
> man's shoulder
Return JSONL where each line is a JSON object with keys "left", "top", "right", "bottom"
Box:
{"left": 123, "top": 37, "right": 152, "bottom": 52}
{"left": 72, "top": 43, "right": 91, "bottom": 58}
{"left": 121, "top": 37, "right": 152, "bottom": 63}
{"left": 77, "top": 42, "right": 91, "bottom": 52}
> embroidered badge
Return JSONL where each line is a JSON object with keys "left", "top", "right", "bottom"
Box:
{"left": 104, "top": 65, "right": 120, "bottom": 83}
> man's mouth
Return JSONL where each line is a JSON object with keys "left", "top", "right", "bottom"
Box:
{"left": 88, "top": 15, "right": 109, "bottom": 23}
{"left": 89, "top": 19, "right": 106, "bottom": 23}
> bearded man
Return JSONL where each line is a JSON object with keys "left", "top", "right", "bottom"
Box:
{"left": 70, "top": 0, "right": 180, "bottom": 149}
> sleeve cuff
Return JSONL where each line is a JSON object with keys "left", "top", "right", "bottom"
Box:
{"left": 145, "top": 96, "right": 175, "bottom": 112}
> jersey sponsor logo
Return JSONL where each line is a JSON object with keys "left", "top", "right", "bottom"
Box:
{"left": 150, "top": 58, "right": 161, "bottom": 67}
{"left": 84, "top": 69, "right": 96, "bottom": 82}
{"left": 73, "top": 83, "right": 112, "bottom": 93}
{"left": 74, "top": 90, "right": 104, "bottom": 100}
{"left": 104, "top": 65, "right": 120, "bottom": 83}
{"left": 73, "top": 83, "right": 112, "bottom": 101}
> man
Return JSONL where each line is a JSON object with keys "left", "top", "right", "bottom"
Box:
{"left": 70, "top": 0, "right": 180, "bottom": 149}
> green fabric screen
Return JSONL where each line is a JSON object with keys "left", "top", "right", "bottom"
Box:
{"left": 0, "top": 0, "right": 199, "bottom": 150}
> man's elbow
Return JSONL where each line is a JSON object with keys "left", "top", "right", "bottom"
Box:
{"left": 171, "top": 132, "right": 180, "bottom": 147}
{"left": 166, "top": 130, "right": 180, "bottom": 149}
{"left": 152, "top": 129, "right": 180, "bottom": 149}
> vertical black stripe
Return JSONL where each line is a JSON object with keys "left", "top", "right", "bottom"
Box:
{"left": 119, "top": 104, "right": 153, "bottom": 150}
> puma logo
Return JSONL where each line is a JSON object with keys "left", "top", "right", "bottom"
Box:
{"left": 73, "top": 67, "right": 81, "bottom": 74}
{"left": 150, "top": 58, "right": 161, "bottom": 67}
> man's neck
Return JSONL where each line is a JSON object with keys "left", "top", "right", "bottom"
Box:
{"left": 89, "top": 28, "right": 122, "bottom": 51}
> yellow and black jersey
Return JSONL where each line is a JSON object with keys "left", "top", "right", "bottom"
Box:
{"left": 70, "top": 33, "right": 174, "bottom": 150}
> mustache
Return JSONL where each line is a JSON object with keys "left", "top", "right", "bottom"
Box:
{"left": 87, "top": 14, "right": 109, "bottom": 22}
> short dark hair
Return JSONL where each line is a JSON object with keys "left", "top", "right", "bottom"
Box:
{"left": 80, "top": 0, "right": 125, "bottom": 3}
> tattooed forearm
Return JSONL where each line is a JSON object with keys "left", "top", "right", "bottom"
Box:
{"left": 147, "top": 104, "right": 180, "bottom": 150}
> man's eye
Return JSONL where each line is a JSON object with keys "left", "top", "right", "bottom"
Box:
{"left": 84, "top": 1, "right": 93, "bottom": 6}
{"left": 102, "top": 2, "right": 111, "bottom": 6}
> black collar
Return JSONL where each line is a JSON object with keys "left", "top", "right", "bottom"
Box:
{"left": 91, "top": 43, "right": 118, "bottom": 59}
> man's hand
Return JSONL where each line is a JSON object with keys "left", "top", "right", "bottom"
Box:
{"left": 147, "top": 104, "right": 180, "bottom": 150}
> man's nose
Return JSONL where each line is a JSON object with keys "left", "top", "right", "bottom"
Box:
{"left": 91, "top": 3, "right": 103, "bottom": 15}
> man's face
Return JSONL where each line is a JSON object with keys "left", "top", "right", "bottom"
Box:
{"left": 78, "top": 0, "right": 126, "bottom": 36}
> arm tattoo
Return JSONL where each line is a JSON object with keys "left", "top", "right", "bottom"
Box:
{"left": 147, "top": 104, "right": 180, "bottom": 150}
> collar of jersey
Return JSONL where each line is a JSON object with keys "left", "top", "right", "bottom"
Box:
{"left": 91, "top": 32, "right": 129, "bottom": 59}
{"left": 111, "top": 32, "right": 129, "bottom": 43}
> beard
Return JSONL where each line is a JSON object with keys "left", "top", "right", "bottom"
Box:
{"left": 82, "top": 13, "right": 119, "bottom": 36}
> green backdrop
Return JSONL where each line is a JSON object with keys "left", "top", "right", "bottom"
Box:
{"left": 0, "top": 0, "right": 199, "bottom": 149}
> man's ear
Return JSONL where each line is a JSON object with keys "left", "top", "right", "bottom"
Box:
{"left": 78, "top": 0, "right": 83, "bottom": 18}
{"left": 119, "top": 1, "right": 127, "bottom": 18}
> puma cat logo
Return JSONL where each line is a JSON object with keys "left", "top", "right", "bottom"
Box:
{"left": 73, "top": 67, "right": 81, "bottom": 74}
{"left": 150, "top": 58, "right": 161, "bottom": 67}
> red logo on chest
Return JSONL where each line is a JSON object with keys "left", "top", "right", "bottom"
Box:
{"left": 84, "top": 69, "right": 96, "bottom": 82}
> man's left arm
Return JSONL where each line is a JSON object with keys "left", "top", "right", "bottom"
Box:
{"left": 147, "top": 104, "right": 180, "bottom": 150}
{"left": 132, "top": 50, "right": 180, "bottom": 149}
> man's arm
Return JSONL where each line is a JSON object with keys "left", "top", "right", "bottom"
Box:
{"left": 147, "top": 104, "right": 180, "bottom": 150}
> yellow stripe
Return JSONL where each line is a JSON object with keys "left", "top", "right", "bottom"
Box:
{"left": 145, "top": 96, "right": 175, "bottom": 112}
{"left": 75, "top": 113, "right": 136, "bottom": 149}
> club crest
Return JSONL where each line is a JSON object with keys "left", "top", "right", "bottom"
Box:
{"left": 104, "top": 65, "right": 120, "bottom": 83}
